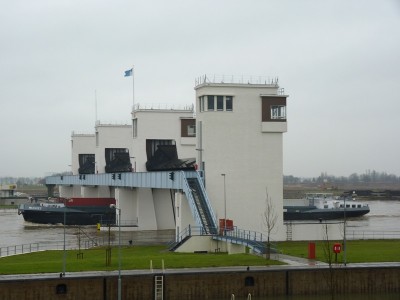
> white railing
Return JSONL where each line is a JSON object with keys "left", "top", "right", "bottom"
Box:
{"left": 133, "top": 103, "right": 194, "bottom": 111}
{"left": 195, "top": 74, "right": 279, "bottom": 86}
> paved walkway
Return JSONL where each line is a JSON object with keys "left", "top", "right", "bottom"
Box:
{"left": 270, "top": 253, "right": 328, "bottom": 266}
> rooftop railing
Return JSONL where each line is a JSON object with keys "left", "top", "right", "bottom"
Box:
{"left": 195, "top": 74, "right": 280, "bottom": 86}
{"left": 133, "top": 103, "right": 194, "bottom": 112}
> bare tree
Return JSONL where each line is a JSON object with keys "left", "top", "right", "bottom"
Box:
{"left": 321, "top": 222, "right": 338, "bottom": 300}
{"left": 262, "top": 188, "right": 278, "bottom": 259}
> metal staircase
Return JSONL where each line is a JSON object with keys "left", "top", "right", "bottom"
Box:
{"left": 182, "top": 172, "right": 217, "bottom": 234}
{"left": 186, "top": 178, "right": 217, "bottom": 234}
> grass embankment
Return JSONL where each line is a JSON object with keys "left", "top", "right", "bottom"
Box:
{"left": 0, "top": 245, "right": 281, "bottom": 275}
{"left": 0, "top": 205, "right": 18, "bottom": 209}
{"left": 277, "top": 240, "right": 400, "bottom": 263}
{"left": 1, "top": 240, "right": 399, "bottom": 275}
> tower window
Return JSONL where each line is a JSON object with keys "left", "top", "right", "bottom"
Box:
{"left": 132, "top": 118, "right": 138, "bottom": 138}
{"left": 261, "top": 96, "right": 287, "bottom": 122}
{"left": 207, "top": 95, "right": 214, "bottom": 111}
{"left": 181, "top": 119, "right": 196, "bottom": 137}
{"left": 271, "top": 105, "right": 286, "bottom": 120}
{"left": 217, "top": 96, "right": 224, "bottom": 110}
{"left": 199, "top": 96, "right": 205, "bottom": 112}
{"left": 226, "top": 96, "right": 233, "bottom": 111}
{"left": 187, "top": 124, "right": 196, "bottom": 136}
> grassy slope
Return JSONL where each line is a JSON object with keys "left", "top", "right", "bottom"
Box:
{"left": 1, "top": 240, "right": 399, "bottom": 275}
{"left": 277, "top": 240, "right": 400, "bottom": 263}
{"left": 0, "top": 245, "right": 281, "bottom": 275}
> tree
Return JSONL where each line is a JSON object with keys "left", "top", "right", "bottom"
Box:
{"left": 261, "top": 188, "right": 278, "bottom": 259}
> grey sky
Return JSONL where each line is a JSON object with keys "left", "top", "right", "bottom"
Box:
{"left": 1, "top": 0, "right": 399, "bottom": 178}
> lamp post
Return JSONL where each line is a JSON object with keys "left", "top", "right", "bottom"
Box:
{"left": 110, "top": 204, "right": 122, "bottom": 300}
{"left": 62, "top": 199, "right": 66, "bottom": 276}
{"left": 117, "top": 207, "right": 122, "bottom": 300}
{"left": 343, "top": 196, "right": 347, "bottom": 266}
{"left": 221, "top": 174, "right": 226, "bottom": 235}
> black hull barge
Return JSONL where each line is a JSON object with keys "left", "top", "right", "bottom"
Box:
{"left": 18, "top": 198, "right": 116, "bottom": 225}
{"left": 284, "top": 193, "right": 370, "bottom": 221}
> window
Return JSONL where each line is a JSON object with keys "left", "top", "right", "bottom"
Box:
{"left": 261, "top": 96, "right": 287, "bottom": 122}
{"left": 207, "top": 95, "right": 214, "bottom": 111}
{"left": 181, "top": 119, "right": 196, "bottom": 137}
{"left": 271, "top": 105, "right": 286, "bottom": 119}
{"left": 95, "top": 131, "right": 99, "bottom": 147}
{"left": 132, "top": 118, "right": 137, "bottom": 138}
{"left": 200, "top": 95, "right": 233, "bottom": 112}
{"left": 187, "top": 124, "right": 196, "bottom": 136}
{"left": 226, "top": 96, "right": 233, "bottom": 111}
{"left": 199, "top": 96, "right": 204, "bottom": 112}
{"left": 217, "top": 96, "right": 224, "bottom": 110}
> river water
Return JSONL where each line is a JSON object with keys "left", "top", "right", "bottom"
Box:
{"left": 1, "top": 200, "right": 399, "bottom": 249}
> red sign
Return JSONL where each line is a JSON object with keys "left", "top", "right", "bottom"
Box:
{"left": 333, "top": 243, "right": 342, "bottom": 253}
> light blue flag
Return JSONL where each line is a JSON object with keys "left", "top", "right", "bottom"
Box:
{"left": 124, "top": 68, "right": 133, "bottom": 77}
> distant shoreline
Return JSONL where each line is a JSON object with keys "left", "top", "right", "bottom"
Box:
{"left": 283, "top": 186, "right": 400, "bottom": 200}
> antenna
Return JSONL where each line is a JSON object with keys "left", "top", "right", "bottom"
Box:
{"left": 95, "top": 89, "right": 98, "bottom": 123}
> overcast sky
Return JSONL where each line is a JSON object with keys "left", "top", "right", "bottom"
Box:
{"left": 1, "top": 0, "right": 399, "bottom": 178}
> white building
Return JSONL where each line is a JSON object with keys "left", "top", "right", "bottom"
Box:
{"left": 194, "top": 76, "right": 288, "bottom": 240}
{"left": 53, "top": 75, "right": 343, "bottom": 244}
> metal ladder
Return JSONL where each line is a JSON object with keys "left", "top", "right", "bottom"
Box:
{"left": 154, "top": 275, "right": 164, "bottom": 300}
{"left": 286, "top": 222, "right": 293, "bottom": 241}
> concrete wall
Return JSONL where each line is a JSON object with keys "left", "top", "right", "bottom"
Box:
{"left": 174, "top": 191, "right": 197, "bottom": 239}
{"left": 59, "top": 185, "right": 81, "bottom": 198}
{"left": 0, "top": 267, "right": 398, "bottom": 299}
{"left": 153, "top": 189, "right": 175, "bottom": 230}
{"left": 136, "top": 188, "right": 157, "bottom": 230}
{"left": 115, "top": 187, "right": 137, "bottom": 229}
{"left": 175, "top": 236, "right": 246, "bottom": 254}
{"left": 81, "top": 186, "right": 111, "bottom": 198}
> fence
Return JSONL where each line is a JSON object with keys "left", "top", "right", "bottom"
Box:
{"left": 347, "top": 230, "right": 400, "bottom": 240}
{"left": 0, "top": 236, "right": 136, "bottom": 258}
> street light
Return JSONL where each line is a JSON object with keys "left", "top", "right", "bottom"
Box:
{"left": 62, "top": 199, "right": 66, "bottom": 277}
{"left": 343, "top": 196, "right": 347, "bottom": 266}
{"left": 111, "top": 204, "right": 122, "bottom": 300}
{"left": 221, "top": 174, "right": 226, "bottom": 235}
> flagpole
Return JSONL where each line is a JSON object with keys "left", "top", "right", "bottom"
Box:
{"left": 132, "top": 65, "right": 135, "bottom": 108}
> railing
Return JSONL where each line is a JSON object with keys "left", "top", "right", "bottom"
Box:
{"left": 175, "top": 225, "right": 215, "bottom": 242}
{"left": 347, "top": 230, "right": 400, "bottom": 240}
{"left": 171, "top": 225, "right": 272, "bottom": 254}
{"left": 224, "top": 227, "right": 264, "bottom": 242}
{"left": 0, "top": 236, "right": 137, "bottom": 258}
{"left": 133, "top": 103, "right": 194, "bottom": 112}
{"left": 99, "top": 218, "right": 139, "bottom": 227}
{"left": 195, "top": 74, "right": 279, "bottom": 86}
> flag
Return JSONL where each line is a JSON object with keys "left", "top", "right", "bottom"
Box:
{"left": 124, "top": 68, "right": 133, "bottom": 77}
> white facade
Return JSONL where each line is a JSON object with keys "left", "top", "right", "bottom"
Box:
{"left": 66, "top": 108, "right": 197, "bottom": 231}
{"left": 195, "top": 83, "right": 288, "bottom": 241}
{"left": 131, "top": 107, "right": 196, "bottom": 172}
{"left": 70, "top": 133, "right": 95, "bottom": 175}
{"left": 95, "top": 123, "right": 133, "bottom": 173}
